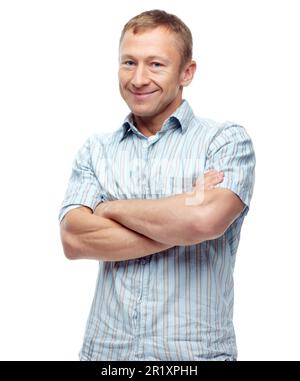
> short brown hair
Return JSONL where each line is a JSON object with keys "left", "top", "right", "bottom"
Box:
{"left": 119, "top": 9, "right": 193, "bottom": 69}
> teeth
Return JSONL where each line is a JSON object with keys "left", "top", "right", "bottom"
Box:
{"left": 131, "top": 91, "right": 155, "bottom": 95}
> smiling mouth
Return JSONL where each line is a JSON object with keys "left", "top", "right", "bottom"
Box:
{"left": 130, "top": 90, "right": 158, "bottom": 96}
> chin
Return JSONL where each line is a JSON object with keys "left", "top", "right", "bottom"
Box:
{"left": 129, "top": 104, "right": 156, "bottom": 117}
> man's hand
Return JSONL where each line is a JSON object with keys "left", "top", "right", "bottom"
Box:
{"left": 196, "top": 169, "right": 224, "bottom": 190}
{"left": 185, "top": 170, "right": 224, "bottom": 206}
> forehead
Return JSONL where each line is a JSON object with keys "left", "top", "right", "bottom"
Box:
{"left": 120, "top": 26, "right": 180, "bottom": 60}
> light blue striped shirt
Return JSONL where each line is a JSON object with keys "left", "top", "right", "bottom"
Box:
{"left": 59, "top": 100, "right": 255, "bottom": 361}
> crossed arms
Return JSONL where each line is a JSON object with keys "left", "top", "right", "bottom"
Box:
{"left": 60, "top": 171, "right": 245, "bottom": 261}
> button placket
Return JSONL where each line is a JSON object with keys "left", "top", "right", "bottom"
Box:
{"left": 141, "top": 141, "right": 148, "bottom": 197}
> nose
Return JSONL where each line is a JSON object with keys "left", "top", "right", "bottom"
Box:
{"left": 131, "top": 64, "right": 150, "bottom": 88}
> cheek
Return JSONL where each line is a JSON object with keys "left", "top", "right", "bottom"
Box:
{"left": 163, "top": 80, "right": 180, "bottom": 95}
{"left": 118, "top": 70, "right": 130, "bottom": 86}
{"left": 118, "top": 74, "right": 125, "bottom": 88}
{"left": 158, "top": 72, "right": 180, "bottom": 89}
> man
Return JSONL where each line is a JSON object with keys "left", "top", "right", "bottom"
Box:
{"left": 59, "top": 10, "right": 255, "bottom": 361}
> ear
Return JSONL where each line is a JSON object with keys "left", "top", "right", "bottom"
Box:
{"left": 180, "top": 60, "right": 197, "bottom": 87}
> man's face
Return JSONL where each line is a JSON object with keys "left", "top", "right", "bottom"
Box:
{"left": 118, "top": 27, "right": 189, "bottom": 122}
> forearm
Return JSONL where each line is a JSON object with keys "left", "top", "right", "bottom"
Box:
{"left": 101, "top": 192, "right": 205, "bottom": 246}
{"left": 60, "top": 207, "right": 173, "bottom": 261}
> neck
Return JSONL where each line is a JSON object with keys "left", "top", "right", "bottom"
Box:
{"left": 133, "top": 115, "right": 163, "bottom": 137}
{"left": 133, "top": 97, "right": 183, "bottom": 137}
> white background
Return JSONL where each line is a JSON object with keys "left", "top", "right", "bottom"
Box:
{"left": 0, "top": 0, "right": 299, "bottom": 360}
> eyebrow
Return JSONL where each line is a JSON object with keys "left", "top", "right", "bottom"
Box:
{"left": 120, "top": 54, "right": 170, "bottom": 64}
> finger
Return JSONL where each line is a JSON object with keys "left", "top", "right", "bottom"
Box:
{"left": 195, "top": 171, "right": 224, "bottom": 189}
{"left": 204, "top": 172, "right": 223, "bottom": 182}
{"left": 203, "top": 170, "right": 223, "bottom": 182}
{"left": 212, "top": 172, "right": 224, "bottom": 182}
{"left": 204, "top": 170, "right": 220, "bottom": 178}
{"left": 203, "top": 172, "right": 224, "bottom": 189}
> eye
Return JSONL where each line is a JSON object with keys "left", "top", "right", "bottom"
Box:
{"left": 151, "top": 62, "right": 162, "bottom": 68}
{"left": 123, "top": 60, "right": 135, "bottom": 66}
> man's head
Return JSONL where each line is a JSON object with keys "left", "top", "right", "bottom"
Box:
{"left": 118, "top": 10, "right": 196, "bottom": 125}
{"left": 120, "top": 9, "right": 193, "bottom": 71}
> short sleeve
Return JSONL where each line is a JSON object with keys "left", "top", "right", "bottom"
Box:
{"left": 58, "top": 135, "right": 103, "bottom": 223}
{"left": 205, "top": 123, "right": 256, "bottom": 211}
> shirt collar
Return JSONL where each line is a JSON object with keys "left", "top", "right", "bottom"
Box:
{"left": 118, "top": 99, "right": 195, "bottom": 142}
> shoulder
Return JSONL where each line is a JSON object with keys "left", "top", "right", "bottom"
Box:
{"left": 188, "top": 113, "right": 252, "bottom": 148}
{"left": 188, "top": 108, "right": 244, "bottom": 136}
{"left": 194, "top": 118, "right": 254, "bottom": 152}
{"left": 85, "top": 128, "right": 123, "bottom": 149}
{"left": 193, "top": 114, "right": 250, "bottom": 139}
